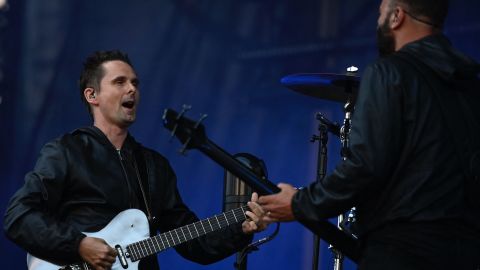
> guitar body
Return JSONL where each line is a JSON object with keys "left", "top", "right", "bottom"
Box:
{"left": 27, "top": 209, "right": 149, "bottom": 270}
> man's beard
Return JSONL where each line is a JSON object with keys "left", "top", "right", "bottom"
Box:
{"left": 376, "top": 18, "right": 395, "bottom": 57}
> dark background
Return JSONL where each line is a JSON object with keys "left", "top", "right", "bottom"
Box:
{"left": 1, "top": 0, "right": 479, "bottom": 269}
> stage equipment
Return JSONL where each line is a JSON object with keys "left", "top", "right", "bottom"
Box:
{"left": 224, "top": 153, "right": 269, "bottom": 270}
{"left": 280, "top": 72, "right": 359, "bottom": 104}
{"left": 162, "top": 106, "right": 361, "bottom": 263}
{"left": 281, "top": 67, "right": 359, "bottom": 270}
{"left": 223, "top": 153, "right": 267, "bottom": 212}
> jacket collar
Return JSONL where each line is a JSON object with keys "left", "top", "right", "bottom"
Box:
{"left": 72, "top": 126, "right": 139, "bottom": 153}
{"left": 399, "top": 34, "right": 480, "bottom": 80}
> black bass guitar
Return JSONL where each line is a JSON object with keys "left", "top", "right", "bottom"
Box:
{"left": 162, "top": 107, "right": 360, "bottom": 262}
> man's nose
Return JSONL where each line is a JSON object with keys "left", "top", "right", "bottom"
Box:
{"left": 127, "top": 82, "right": 137, "bottom": 93}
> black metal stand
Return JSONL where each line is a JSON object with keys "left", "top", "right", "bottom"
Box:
{"left": 234, "top": 223, "right": 281, "bottom": 270}
{"left": 330, "top": 98, "right": 355, "bottom": 270}
{"left": 311, "top": 113, "right": 338, "bottom": 270}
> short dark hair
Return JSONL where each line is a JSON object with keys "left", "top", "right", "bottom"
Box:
{"left": 78, "top": 50, "right": 133, "bottom": 116}
{"left": 393, "top": 0, "right": 449, "bottom": 29}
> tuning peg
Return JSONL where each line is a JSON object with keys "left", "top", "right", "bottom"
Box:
{"left": 169, "top": 105, "right": 193, "bottom": 140}
{"left": 177, "top": 104, "right": 192, "bottom": 120}
{"left": 179, "top": 138, "right": 191, "bottom": 155}
{"left": 169, "top": 125, "right": 178, "bottom": 140}
{"left": 178, "top": 114, "right": 207, "bottom": 154}
{"left": 194, "top": 114, "right": 208, "bottom": 129}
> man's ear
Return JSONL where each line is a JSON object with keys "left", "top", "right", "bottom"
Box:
{"left": 390, "top": 6, "right": 406, "bottom": 29}
{"left": 84, "top": 87, "right": 98, "bottom": 105}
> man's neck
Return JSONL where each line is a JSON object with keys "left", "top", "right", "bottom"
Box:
{"left": 395, "top": 23, "right": 436, "bottom": 51}
{"left": 93, "top": 121, "right": 128, "bottom": 150}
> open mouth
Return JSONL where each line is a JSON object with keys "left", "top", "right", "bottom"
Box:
{"left": 122, "top": 100, "right": 135, "bottom": 109}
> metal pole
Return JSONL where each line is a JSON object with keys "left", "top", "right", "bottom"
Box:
{"left": 311, "top": 117, "right": 329, "bottom": 270}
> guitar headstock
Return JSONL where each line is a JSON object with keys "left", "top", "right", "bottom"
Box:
{"left": 162, "top": 105, "right": 208, "bottom": 154}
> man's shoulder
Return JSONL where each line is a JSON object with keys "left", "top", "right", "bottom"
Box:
{"left": 41, "top": 130, "right": 80, "bottom": 146}
{"left": 43, "top": 126, "right": 101, "bottom": 149}
{"left": 367, "top": 54, "right": 410, "bottom": 74}
{"left": 362, "top": 54, "right": 417, "bottom": 86}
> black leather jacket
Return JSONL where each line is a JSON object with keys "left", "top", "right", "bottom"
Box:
{"left": 4, "top": 126, "right": 251, "bottom": 268}
{"left": 292, "top": 34, "right": 480, "bottom": 238}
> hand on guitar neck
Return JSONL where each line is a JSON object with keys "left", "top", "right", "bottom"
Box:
{"left": 162, "top": 107, "right": 361, "bottom": 262}
{"left": 242, "top": 192, "right": 268, "bottom": 234}
{"left": 79, "top": 236, "right": 117, "bottom": 270}
{"left": 258, "top": 183, "right": 298, "bottom": 223}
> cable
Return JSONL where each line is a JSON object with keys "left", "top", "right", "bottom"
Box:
{"left": 234, "top": 222, "right": 281, "bottom": 269}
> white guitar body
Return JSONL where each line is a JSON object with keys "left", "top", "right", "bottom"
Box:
{"left": 26, "top": 205, "right": 248, "bottom": 270}
{"left": 27, "top": 209, "right": 150, "bottom": 270}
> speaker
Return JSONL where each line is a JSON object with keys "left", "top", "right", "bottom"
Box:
{"left": 223, "top": 153, "right": 268, "bottom": 212}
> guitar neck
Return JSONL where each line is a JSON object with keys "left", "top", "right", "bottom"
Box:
{"left": 199, "top": 139, "right": 280, "bottom": 195}
{"left": 197, "top": 139, "right": 361, "bottom": 262}
{"left": 162, "top": 108, "right": 360, "bottom": 262}
{"left": 126, "top": 205, "right": 248, "bottom": 262}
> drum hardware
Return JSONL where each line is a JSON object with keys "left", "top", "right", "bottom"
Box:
{"left": 281, "top": 67, "right": 360, "bottom": 270}
{"left": 309, "top": 112, "right": 330, "bottom": 270}
{"left": 280, "top": 72, "right": 359, "bottom": 104}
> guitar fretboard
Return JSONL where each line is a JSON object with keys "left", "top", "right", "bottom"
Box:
{"left": 126, "top": 205, "right": 248, "bottom": 262}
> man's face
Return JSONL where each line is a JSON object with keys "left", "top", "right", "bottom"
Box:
{"left": 376, "top": 0, "right": 396, "bottom": 57}
{"left": 94, "top": 60, "right": 140, "bottom": 128}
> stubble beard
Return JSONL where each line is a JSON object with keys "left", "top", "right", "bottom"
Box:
{"left": 376, "top": 16, "right": 396, "bottom": 57}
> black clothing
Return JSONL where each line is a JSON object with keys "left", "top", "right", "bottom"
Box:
{"left": 4, "top": 126, "right": 251, "bottom": 268}
{"left": 358, "top": 221, "right": 480, "bottom": 270}
{"left": 292, "top": 34, "right": 480, "bottom": 267}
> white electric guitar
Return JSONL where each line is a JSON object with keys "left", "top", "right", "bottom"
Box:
{"left": 28, "top": 206, "right": 249, "bottom": 270}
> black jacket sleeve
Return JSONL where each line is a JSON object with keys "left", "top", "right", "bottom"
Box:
{"left": 156, "top": 159, "right": 252, "bottom": 265}
{"left": 291, "top": 61, "right": 405, "bottom": 225}
{"left": 3, "top": 139, "right": 86, "bottom": 264}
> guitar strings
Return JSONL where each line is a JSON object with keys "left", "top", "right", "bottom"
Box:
{"left": 127, "top": 205, "right": 249, "bottom": 261}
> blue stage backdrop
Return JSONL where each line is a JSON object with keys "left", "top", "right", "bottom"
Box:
{"left": 1, "top": 0, "right": 478, "bottom": 269}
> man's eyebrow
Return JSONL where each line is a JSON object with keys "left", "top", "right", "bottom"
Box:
{"left": 109, "top": 75, "right": 139, "bottom": 85}
{"left": 111, "top": 75, "right": 127, "bottom": 82}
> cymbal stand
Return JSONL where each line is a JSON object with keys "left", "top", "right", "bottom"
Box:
{"left": 340, "top": 101, "right": 353, "bottom": 160}
{"left": 328, "top": 101, "right": 353, "bottom": 270}
{"left": 330, "top": 67, "right": 357, "bottom": 270}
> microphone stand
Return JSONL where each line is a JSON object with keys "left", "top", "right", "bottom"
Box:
{"left": 311, "top": 113, "right": 338, "bottom": 270}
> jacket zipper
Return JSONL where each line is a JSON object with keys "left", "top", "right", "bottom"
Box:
{"left": 117, "top": 149, "right": 154, "bottom": 222}
{"left": 117, "top": 149, "right": 134, "bottom": 208}
{"left": 132, "top": 157, "right": 154, "bottom": 222}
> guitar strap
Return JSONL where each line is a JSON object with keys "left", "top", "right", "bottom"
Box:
{"left": 394, "top": 51, "right": 480, "bottom": 208}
